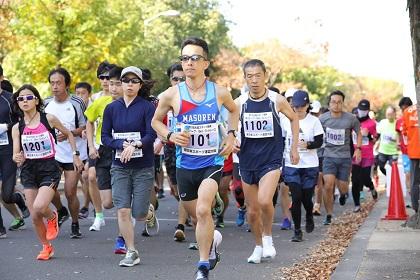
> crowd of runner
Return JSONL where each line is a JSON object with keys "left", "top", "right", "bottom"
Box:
{"left": 0, "top": 37, "right": 419, "bottom": 280}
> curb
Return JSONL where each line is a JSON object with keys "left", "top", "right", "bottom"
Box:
{"left": 331, "top": 194, "right": 387, "bottom": 280}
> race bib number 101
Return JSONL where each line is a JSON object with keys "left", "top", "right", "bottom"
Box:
{"left": 181, "top": 123, "right": 219, "bottom": 156}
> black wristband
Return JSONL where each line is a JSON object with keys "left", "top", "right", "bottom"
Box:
{"left": 227, "top": 130, "right": 237, "bottom": 137}
{"left": 166, "top": 131, "right": 173, "bottom": 142}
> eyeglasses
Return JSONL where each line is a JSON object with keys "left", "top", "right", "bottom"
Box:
{"left": 171, "top": 76, "right": 186, "bottom": 82}
{"left": 121, "top": 78, "right": 142, "bottom": 84}
{"left": 178, "top": 54, "right": 207, "bottom": 62}
{"left": 17, "top": 95, "right": 37, "bottom": 102}
{"left": 99, "top": 76, "right": 110, "bottom": 80}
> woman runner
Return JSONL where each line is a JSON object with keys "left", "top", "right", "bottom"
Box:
{"left": 11, "top": 84, "right": 83, "bottom": 260}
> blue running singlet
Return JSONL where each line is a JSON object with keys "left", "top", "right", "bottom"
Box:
{"left": 175, "top": 81, "right": 224, "bottom": 169}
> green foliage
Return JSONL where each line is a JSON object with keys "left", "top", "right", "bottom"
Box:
{"left": 3, "top": 0, "right": 231, "bottom": 96}
{"left": 278, "top": 66, "right": 346, "bottom": 102}
{"left": 279, "top": 66, "right": 402, "bottom": 113}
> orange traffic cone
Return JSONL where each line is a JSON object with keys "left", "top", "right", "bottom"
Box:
{"left": 383, "top": 161, "right": 408, "bottom": 220}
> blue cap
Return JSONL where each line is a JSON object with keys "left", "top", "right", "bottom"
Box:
{"left": 292, "top": 90, "right": 310, "bottom": 107}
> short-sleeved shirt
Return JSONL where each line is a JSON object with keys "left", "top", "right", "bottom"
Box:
{"left": 282, "top": 113, "right": 324, "bottom": 168}
{"left": 319, "top": 111, "right": 360, "bottom": 159}
{"left": 402, "top": 105, "right": 420, "bottom": 159}
{"left": 377, "top": 119, "right": 398, "bottom": 155}
{"left": 84, "top": 95, "right": 113, "bottom": 146}
{"left": 44, "top": 95, "right": 88, "bottom": 163}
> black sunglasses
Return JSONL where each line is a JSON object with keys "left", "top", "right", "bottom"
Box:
{"left": 121, "top": 78, "right": 142, "bottom": 84}
{"left": 99, "top": 75, "right": 110, "bottom": 80}
{"left": 178, "top": 54, "right": 207, "bottom": 62}
{"left": 171, "top": 76, "right": 186, "bottom": 82}
{"left": 17, "top": 95, "right": 37, "bottom": 102}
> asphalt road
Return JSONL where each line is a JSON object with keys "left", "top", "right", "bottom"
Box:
{"left": 0, "top": 188, "right": 356, "bottom": 280}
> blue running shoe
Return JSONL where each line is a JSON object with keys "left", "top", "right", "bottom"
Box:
{"left": 114, "top": 236, "right": 127, "bottom": 254}
{"left": 280, "top": 218, "right": 292, "bottom": 230}
{"left": 236, "top": 208, "right": 246, "bottom": 227}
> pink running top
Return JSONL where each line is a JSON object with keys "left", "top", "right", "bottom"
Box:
{"left": 21, "top": 122, "right": 56, "bottom": 159}
{"left": 352, "top": 118, "right": 377, "bottom": 167}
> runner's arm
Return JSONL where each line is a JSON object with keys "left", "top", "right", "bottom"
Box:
{"left": 101, "top": 105, "right": 124, "bottom": 150}
{"left": 11, "top": 124, "right": 24, "bottom": 166}
{"left": 277, "top": 95, "right": 299, "bottom": 150}
{"left": 218, "top": 87, "right": 239, "bottom": 133}
{"left": 152, "top": 88, "right": 175, "bottom": 140}
{"left": 47, "top": 114, "right": 78, "bottom": 154}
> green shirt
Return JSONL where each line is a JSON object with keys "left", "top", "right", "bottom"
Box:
{"left": 84, "top": 95, "right": 113, "bottom": 146}
{"left": 378, "top": 119, "right": 398, "bottom": 155}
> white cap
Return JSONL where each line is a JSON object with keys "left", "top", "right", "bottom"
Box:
{"left": 310, "top": 100, "right": 321, "bottom": 113}
{"left": 285, "top": 88, "right": 298, "bottom": 99}
{"left": 121, "top": 66, "right": 143, "bottom": 81}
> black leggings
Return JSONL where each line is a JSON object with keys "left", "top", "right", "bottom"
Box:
{"left": 351, "top": 164, "right": 375, "bottom": 206}
{"left": 289, "top": 183, "right": 314, "bottom": 230}
{"left": 0, "top": 153, "right": 25, "bottom": 209}
{"left": 0, "top": 207, "right": 4, "bottom": 229}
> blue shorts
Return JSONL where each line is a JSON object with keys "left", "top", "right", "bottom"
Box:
{"left": 240, "top": 163, "right": 281, "bottom": 185}
{"left": 283, "top": 166, "right": 319, "bottom": 189}
{"left": 323, "top": 157, "right": 352, "bottom": 181}
{"left": 402, "top": 154, "right": 411, "bottom": 174}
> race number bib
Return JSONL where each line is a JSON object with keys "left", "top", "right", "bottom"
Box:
{"left": 243, "top": 112, "right": 274, "bottom": 138}
{"left": 0, "top": 132, "right": 8, "bottom": 146}
{"left": 21, "top": 132, "right": 54, "bottom": 159}
{"left": 113, "top": 132, "right": 143, "bottom": 159}
{"left": 352, "top": 131, "right": 369, "bottom": 146}
{"left": 181, "top": 123, "right": 219, "bottom": 156}
{"left": 285, "top": 132, "right": 308, "bottom": 152}
{"left": 382, "top": 133, "right": 396, "bottom": 144}
{"left": 326, "top": 128, "right": 345, "bottom": 145}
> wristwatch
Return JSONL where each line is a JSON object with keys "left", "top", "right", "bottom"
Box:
{"left": 72, "top": 150, "right": 80, "bottom": 156}
{"left": 130, "top": 140, "right": 142, "bottom": 148}
{"left": 227, "top": 130, "right": 237, "bottom": 137}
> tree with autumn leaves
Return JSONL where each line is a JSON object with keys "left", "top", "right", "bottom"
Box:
{"left": 1, "top": 0, "right": 403, "bottom": 117}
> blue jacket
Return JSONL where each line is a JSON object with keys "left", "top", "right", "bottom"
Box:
{"left": 102, "top": 96, "right": 156, "bottom": 169}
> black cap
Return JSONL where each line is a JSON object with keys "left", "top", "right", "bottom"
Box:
{"left": 358, "top": 99, "right": 370, "bottom": 110}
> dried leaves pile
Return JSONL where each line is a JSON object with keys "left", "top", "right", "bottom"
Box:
{"left": 276, "top": 199, "right": 376, "bottom": 280}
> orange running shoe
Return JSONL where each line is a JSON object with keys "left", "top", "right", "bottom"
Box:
{"left": 37, "top": 244, "right": 54, "bottom": 260}
{"left": 46, "top": 211, "right": 59, "bottom": 241}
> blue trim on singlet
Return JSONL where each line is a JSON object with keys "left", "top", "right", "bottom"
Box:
{"left": 174, "top": 81, "right": 224, "bottom": 169}
{"left": 239, "top": 96, "right": 284, "bottom": 171}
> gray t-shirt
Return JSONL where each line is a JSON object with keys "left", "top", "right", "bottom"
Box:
{"left": 319, "top": 111, "right": 360, "bottom": 158}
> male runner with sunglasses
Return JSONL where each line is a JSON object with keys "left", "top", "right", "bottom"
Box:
{"left": 152, "top": 37, "right": 239, "bottom": 280}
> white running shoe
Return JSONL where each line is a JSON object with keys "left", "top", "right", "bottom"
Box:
{"left": 89, "top": 217, "right": 105, "bottom": 231}
{"left": 262, "top": 236, "right": 276, "bottom": 258}
{"left": 209, "top": 230, "right": 222, "bottom": 270}
{"left": 247, "top": 246, "right": 263, "bottom": 264}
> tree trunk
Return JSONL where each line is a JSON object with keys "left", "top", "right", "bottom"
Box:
{"left": 408, "top": 0, "right": 420, "bottom": 123}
